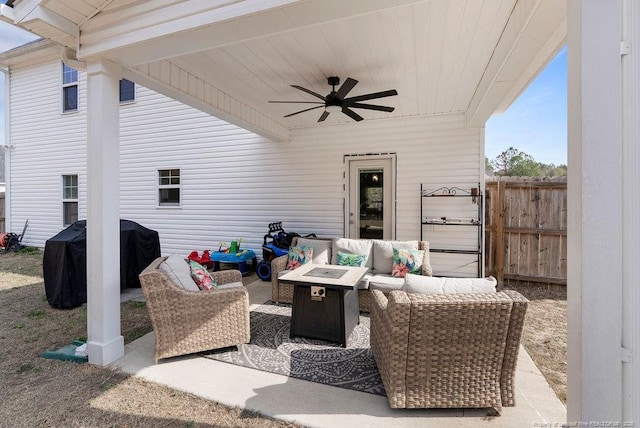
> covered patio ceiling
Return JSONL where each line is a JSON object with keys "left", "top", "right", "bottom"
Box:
{"left": 1, "top": 0, "right": 566, "bottom": 142}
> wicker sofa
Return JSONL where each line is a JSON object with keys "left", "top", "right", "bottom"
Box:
{"left": 370, "top": 289, "right": 528, "bottom": 412}
{"left": 139, "top": 255, "right": 250, "bottom": 363}
{"left": 271, "top": 236, "right": 432, "bottom": 312}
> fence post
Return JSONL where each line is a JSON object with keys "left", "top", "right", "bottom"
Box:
{"left": 495, "top": 180, "right": 506, "bottom": 286}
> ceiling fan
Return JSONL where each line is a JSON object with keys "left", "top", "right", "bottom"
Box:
{"left": 269, "top": 76, "right": 398, "bottom": 122}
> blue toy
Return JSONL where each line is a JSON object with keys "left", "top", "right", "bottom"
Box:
{"left": 256, "top": 222, "right": 315, "bottom": 281}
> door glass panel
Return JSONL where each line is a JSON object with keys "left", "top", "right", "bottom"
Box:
{"left": 359, "top": 169, "right": 384, "bottom": 239}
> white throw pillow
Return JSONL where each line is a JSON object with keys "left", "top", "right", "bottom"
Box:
{"left": 296, "top": 237, "right": 332, "bottom": 265}
{"left": 403, "top": 273, "right": 497, "bottom": 294}
{"left": 159, "top": 254, "right": 200, "bottom": 291}
{"left": 331, "top": 238, "right": 373, "bottom": 269}
{"left": 372, "top": 240, "right": 419, "bottom": 274}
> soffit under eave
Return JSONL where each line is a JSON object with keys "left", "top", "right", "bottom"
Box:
{"left": 465, "top": 0, "right": 567, "bottom": 128}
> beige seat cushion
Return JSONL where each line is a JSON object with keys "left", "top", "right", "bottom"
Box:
{"left": 159, "top": 254, "right": 200, "bottom": 291}
{"left": 403, "top": 273, "right": 497, "bottom": 294}
{"left": 372, "top": 240, "right": 419, "bottom": 274}
{"left": 331, "top": 238, "right": 374, "bottom": 269}
{"left": 296, "top": 237, "right": 332, "bottom": 265}
{"left": 217, "top": 281, "right": 245, "bottom": 290}
{"left": 367, "top": 274, "right": 405, "bottom": 292}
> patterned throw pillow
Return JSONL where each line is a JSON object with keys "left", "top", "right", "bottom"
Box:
{"left": 286, "top": 246, "right": 314, "bottom": 270}
{"left": 336, "top": 251, "right": 367, "bottom": 267}
{"left": 189, "top": 260, "right": 218, "bottom": 290}
{"left": 392, "top": 248, "right": 425, "bottom": 278}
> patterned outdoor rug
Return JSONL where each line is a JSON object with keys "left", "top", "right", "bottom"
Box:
{"left": 202, "top": 303, "right": 385, "bottom": 396}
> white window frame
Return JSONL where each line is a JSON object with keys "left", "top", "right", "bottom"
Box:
{"left": 62, "top": 174, "right": 79, "bottom": 226}
{"left": 62, "top": 63, "right": 78, "bottom": 113}
{"left": 119, "top": 79, "right": 136, "bottom": 104}
{"left": 158, "top": 169, "right": 181, "bottom": 207}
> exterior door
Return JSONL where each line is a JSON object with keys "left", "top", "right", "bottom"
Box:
{"left": 346, "top": 156, "right": 395, "bottom": 239}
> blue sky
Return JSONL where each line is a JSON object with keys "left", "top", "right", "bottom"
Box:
{"left": 0, "top": 21, "right": 37, "bottom": 53}
{"left": 0, "top": 21, "right": 568, "bottom": 165}
{"left": 486, "top": 46, "right": 568, "bottom": 166}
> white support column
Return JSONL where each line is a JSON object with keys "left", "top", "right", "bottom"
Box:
{"left": 85, "top": 57, "right": 124, "bottom": 366}
{"left": 2, "top": 66, "right": 11, "bottom": 234}
{"left": 567, "top": 0, "right": 623, "bottom": 422}
{"left": 621, "top": 0, "right": 640, "bottom": 422}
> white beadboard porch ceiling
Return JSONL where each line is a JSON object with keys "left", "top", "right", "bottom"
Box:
{"left": 174, "top": 0, "right": 513, "bottom": 129}
{"left": 6, "top": 0, "right": 567, "bottom": 137}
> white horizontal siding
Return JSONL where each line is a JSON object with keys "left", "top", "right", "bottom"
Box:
{"left": 9, "top": 60, "right": 88, "bottom": 246}
{"left": 290, "top": 114, "right": 483, "bottom": 276}
{"left": 8, "top": 59, "right": 483, "bottom": 276}
{"left": 119, "top": 85, "right": 344, "bottom": 255}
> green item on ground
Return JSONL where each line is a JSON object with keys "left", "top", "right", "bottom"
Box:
{"left": 41, "top": 340, "right": 88, "bottom": 363}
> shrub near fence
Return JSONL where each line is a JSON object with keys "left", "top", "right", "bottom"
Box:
{"left": 485, "top": 176, "right": 567, "bottom": 287}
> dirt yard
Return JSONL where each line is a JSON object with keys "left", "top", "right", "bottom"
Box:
{"left": 508, "top": 283, "right": 567, "bottom": 403}
{"left": 0, "top": 250, "right": 298, "bottom": 428}
{"left": 0, "top": 250, "right": 566, "bottom": 427}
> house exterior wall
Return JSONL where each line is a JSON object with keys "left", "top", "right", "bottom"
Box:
{"left": 10, "top": 60, "right": 88, "bottom": 244}
{"left": 8, "top": 58, "right": 483, "bottom": 274}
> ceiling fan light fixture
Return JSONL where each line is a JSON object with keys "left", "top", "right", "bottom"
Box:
{"left": 269, "top": 77, "right": 397, "bottom": 122}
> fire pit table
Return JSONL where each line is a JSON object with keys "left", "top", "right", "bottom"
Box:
{"left": 279, "top": 263, "right": 369, "bottom": 347}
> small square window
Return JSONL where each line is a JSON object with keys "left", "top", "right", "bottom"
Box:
{"left": 63, "top": 175, "right": 78, "bottom": 199}
{"left": 62, "top": 174, "right": 78, "bottom": 226}
{"left": 63, "top": 86, "right": 78, "bottom": 112}
{"left": 62, "top": 63, "right": 78, "bottom": 113}
{"left": 158, "top": 169, "right": 180, "bottom": 206}
{"left": 63, "top": 64, "right": 77, "bottom": 85}
{"left": 63, "top": 202, "right": 78, "bottom": 226}
{"left": 120, "top": 79, "right": 135, "bottom": 103}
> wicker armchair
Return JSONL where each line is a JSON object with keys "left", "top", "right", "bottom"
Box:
{"left": 139, "top": 256, "right": 250, "bottom": 363}
{"left": 370, "top": 289, "right": 528, "bottom": 412}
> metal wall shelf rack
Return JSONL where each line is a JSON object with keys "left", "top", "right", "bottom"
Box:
{"left": 420, "top": 184, "right": 483, "bottom": 277}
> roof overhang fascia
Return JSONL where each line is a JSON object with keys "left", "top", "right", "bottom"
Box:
{"left": 0, "top": 4, "right": 15, "bottom": 24}
{"left": 5, "top": 0, "right": 78, "bottom": 48}
{"left": 465, "top": 0, "right": 567, "bottom": 128}
{"left": 0, "top": 38, "right": 59, "bottom": 67}
{"left": 77, "top": 0, "right": 423, "bottom": 66}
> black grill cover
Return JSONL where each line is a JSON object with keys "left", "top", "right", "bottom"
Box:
{"left": 43, "top": 219, "right": 161, "bottom": 309}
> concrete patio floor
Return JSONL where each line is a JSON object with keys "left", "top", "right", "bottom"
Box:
{"left": 115, "top": 277, "right": 566, "bottom": 427}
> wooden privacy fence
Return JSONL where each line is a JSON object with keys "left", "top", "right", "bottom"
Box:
{"left": 485, "top": 176, "right": 567, "bottom": 286}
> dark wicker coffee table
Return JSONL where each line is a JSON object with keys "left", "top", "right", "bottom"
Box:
{"left": 279, "top": 263, "right": 368, "bottom": 347}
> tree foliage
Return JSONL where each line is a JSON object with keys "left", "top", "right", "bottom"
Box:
{"left": 488, "top": 147, "right": 567, "bottom": 177}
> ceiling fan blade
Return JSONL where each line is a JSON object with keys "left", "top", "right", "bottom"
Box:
{"left": 291, "top": 85, "right": 327, "bottom": 101}
{"left": 283, "top": 105, "right": 324, "bottom": 118}
{"left": 334, "top": 77, "right": 358, "bottom": 100}
{"left": 344, "top": 89, "right": 398, "bottom": 103}
{"left": 269, "top": 101, "right": 324, "bottom": 104}
{"left": 341, "top": 107, "right": 364, "bottom": 122}
{"left": 318, "top": 111, "right": 330, "bottom": 122}
{"left": 348, "top": 102, "right": 395, "bottom": 112}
